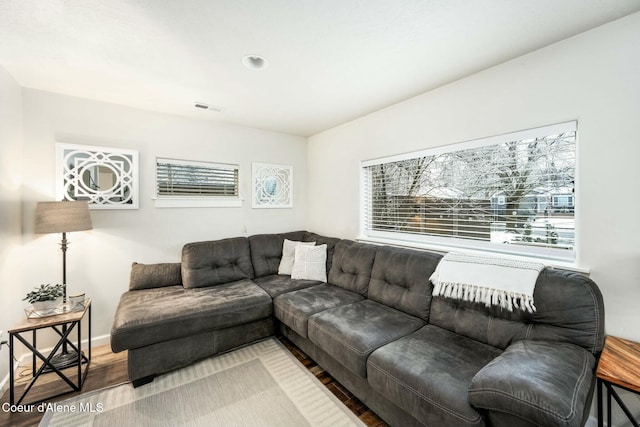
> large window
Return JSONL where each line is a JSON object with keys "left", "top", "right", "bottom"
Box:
{"left": 361, "top": 122, "right": 577, "bottom": 261}
{"left": 154, "top": 158, "right": 241, "bottom": 208}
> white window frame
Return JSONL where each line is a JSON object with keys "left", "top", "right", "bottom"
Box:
{"left": 154, "top": 157, "right": 242, "bottom": 208}
{"left": 360, "top": 121, "right": 578, "bottom": 263}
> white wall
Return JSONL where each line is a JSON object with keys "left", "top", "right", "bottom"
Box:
{"left": 308, "top": 13, "right": 640, "bottom": 341}
{"left": 19, "top": 89, "right": 308, "bottom": 345}
{"left": 0, "top": 66, "right": 23, "bottom": 391}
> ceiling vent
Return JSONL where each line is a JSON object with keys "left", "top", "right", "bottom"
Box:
{"left": 194, "top": 102, "right": 223, "bottom": 112}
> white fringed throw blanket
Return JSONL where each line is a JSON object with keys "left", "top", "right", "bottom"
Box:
{"left": 430, "top": 252, "right": 544, "bottom": 312}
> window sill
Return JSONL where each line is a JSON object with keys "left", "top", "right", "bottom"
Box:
{"left": 356, "top": 235, "right": 590, "bottom": 274}
{"left": 153, "top": 197, "right": 243, "bottom": 208}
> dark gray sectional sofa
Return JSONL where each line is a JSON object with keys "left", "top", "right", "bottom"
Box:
{"left": 110, "top": 231, "right": 604, "bottom": 427}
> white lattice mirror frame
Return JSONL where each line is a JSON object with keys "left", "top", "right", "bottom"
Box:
{"left": 56, "top": 143, "right": 139, "bottom": 209}
{"left": 252, "top": 162, "right": 293, "bottom": 208}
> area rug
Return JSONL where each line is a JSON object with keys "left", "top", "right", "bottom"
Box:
{"left": 40, "top": 338, "right": 365, "bottom": 427}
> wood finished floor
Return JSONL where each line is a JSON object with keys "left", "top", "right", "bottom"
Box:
{"left": 0, "top": 336, "right": 388, "bottom": 427}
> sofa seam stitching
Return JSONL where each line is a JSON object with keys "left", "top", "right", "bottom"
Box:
{"left": 368, "top": 361, "right": 483, "bottom": 424}
{"left": 584, "top": 280, "right": 600, "bottom": 354}
{"left": 309, "top": 320, "right": 371, "bottom": 356}
{"left": 468, "top": 349, "right": 590, "bottom": 422}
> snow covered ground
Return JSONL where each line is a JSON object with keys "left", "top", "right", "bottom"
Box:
{"left": 490, "top": 217, "right": 575, "bottom": 247}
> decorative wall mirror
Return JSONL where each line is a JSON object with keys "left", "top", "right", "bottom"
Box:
{"left": 252, "top": 163, "right": 293, "bottom": 208}
{"left": 56, "top": 143, "right": 139, "bottom": 209}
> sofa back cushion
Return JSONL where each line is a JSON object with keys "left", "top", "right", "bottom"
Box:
{"left": 248, "top": 231, "right": 306, "bottom": 277}
{"left": 129, "top": 262, "right": 182, "bottom": 290}
{"left": 182, "top": 237, "right": 254, "bottom": 288}
{"left": 368, "top": 246, "right": 442, "bottom": 320}
{"left": 328, "top": 241, "right": 378, "bottom": 295}
{"left": 429, "top": 268, "right": 605, "bottom": 355}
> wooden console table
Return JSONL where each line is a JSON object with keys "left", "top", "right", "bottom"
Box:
{"left": 596, "top": 335, "right": 640, "bottom": 427}
{"left": 8, "top": 299, "right": 92, "bottom": 406}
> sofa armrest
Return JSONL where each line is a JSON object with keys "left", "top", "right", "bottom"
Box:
{"left": 468, "top": 340, "right": 596, "bottom": 427}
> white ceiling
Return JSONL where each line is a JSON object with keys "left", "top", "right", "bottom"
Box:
{"left": 2, "top": 1, "right": 640, "bottom": 137}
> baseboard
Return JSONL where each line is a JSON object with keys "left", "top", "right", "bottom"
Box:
{"left": 87, "top": 333, "right": 111, "bottom": 349}
{"left": 0, "top": 358, "right": 21, "bottom": 399}
{"left": 574, "top": 410, "right": 640, "bottom": 427}
{"left": 0, "top": 333, "right": 110, "bottom": 398}
{"left": 585, "top": 415, "right": 598, "bottom": 427}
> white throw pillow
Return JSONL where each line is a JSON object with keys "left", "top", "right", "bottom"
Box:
{"left": 291, "top": 244, "right": 328, "bottom": 282}
{"left": 278, "top": 239, "right": 315, "bottom": 275}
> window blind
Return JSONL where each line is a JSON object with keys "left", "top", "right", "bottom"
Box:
{"left": 361, "top": 122, "right": 577, "bottom": 260}
{"left": 156, "top": 158, "right": 239, "bottom": 197}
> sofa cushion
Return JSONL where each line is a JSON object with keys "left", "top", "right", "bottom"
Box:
{"left": 129, "top": 262, "right": 182, "bottom": 290}
{"left": 368, "top": 245, "right": 442, "bottom": 320}
{"left": 181, "top": 237, "right": 254, "bottom": 288}
{"left": 368, "top": 325, "right": 501, "bottom": 427}
{"left": 302, "top": 232, "right": 341, "bottom": 273}
{"left": 291, "top": 244, "right": 328, "bottom": 282}
{"left": 429, "top": 268, "right": 605, "bottom": 354}
{"left": 308, "top": 300, "right": 425, "bottom": 377}
{"left": 328, "top": 242, "right": 378, "bottom": 296}
{"left": 248, "top": 231, "right": 306, "bottom": 277}
{"left": 468, "top": 340, "right": 596, "bottom": 427}
{"left": 111, "top": 280, "right": 272, "bottom": 352}
{"left": 278, "top": 239, "right": 316, "bottom": 275}
{"left": 253, "top": 274, "right": 321, "bottom": 298}
{"left": 274, "top": 284, "right": 364, "bottom": 338}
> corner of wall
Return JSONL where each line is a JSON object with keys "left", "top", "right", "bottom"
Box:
{"left": 0, "top": 64, "right": 25, "bottom": 388}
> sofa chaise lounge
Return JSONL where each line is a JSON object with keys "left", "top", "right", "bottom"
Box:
{"left": 111, "top": 231, "right": 604, "bottom": 427}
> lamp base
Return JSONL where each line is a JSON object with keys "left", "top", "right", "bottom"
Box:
{"left": 44, "top": 350, "right": 85, "bottom": 372}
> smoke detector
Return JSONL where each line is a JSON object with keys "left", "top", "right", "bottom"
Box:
{"left": 242, "top": 54, "right": 269, "bottom": 70}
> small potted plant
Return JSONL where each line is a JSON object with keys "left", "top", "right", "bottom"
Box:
{"left": 24, "top": 284, "right": 64, "bottom": 311}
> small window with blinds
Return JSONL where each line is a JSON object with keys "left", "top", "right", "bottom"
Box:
{"left": 361, "top": 122, "right": 577, "bottom": 261}
{"left": 154, "top": 158, "right": 241, "bottom": 208}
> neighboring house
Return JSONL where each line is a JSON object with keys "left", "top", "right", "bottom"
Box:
{"left": 490, "top": 187, "right": 575, "bottom": 218}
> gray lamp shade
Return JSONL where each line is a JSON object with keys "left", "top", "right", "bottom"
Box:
{"left": 34, "top": 201, "right": 93, "bottom": 234}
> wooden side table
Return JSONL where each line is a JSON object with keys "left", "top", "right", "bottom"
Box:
{"left": 8, "top": 299, "right": 92, "bottom": 406}
{"left": 596, "top": 335, "right": 640, "bottom": 427}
